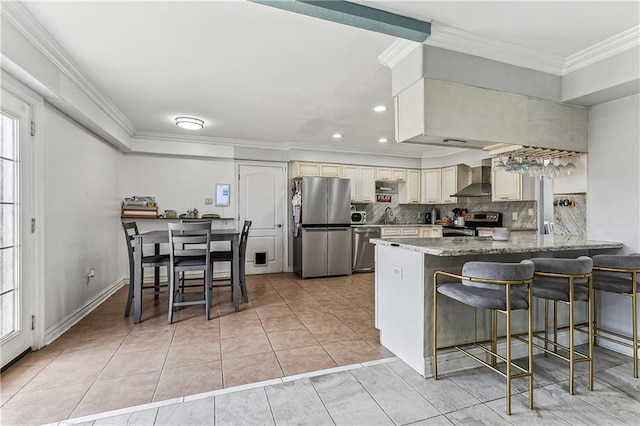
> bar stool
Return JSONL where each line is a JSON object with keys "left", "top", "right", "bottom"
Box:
{"left": 433, "top": 260, "right": 535, "bottom": 415}
{"left": 588, "top": 254, "right": 640, "bottom": 378}
{"left": 529, "top": 256, "right": 593, "bottom": 395}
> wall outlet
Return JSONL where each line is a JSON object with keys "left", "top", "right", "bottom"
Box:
{"left": 528, "top": 208, "right": 534, "bottom": 216}
{"left": 391, "top": 266, "right": 403, "bottom": 279}
{"left": 205, "top": 198, "right": 213, "bottom": 205}
{"left": 512, "top": 212, "right": 518, "bottom": 220}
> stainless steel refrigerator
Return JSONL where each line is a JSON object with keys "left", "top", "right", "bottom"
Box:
{"left": 292, "top": 177, "right": 352, "bottom": 278}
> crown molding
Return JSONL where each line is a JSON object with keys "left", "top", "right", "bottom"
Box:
{"left": 425, "top": 22, "right": 566, "bottom": 75}
{"left": 563, "top": 25, "right": 640, "bottom": 75}
{"left": 378, "top": 39, "right": 421, "bottom": 68}
{"left": 1, "top": 2, "right": 136, "bottom": 135}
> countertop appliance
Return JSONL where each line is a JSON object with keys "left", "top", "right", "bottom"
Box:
{"left": 350, "top": 211, "right": 366, "bottom": 224}
{"left": 352, "top": 226, "right": 380, "bottom": 272}
{"left": 292, "top": 177, "right": 352, "bottom": 278}
{"left": 441, "top": 211, "right": 502, "bottom": 237}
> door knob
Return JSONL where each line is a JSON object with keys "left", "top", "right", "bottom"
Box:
{"left": 277, "top": 224, "right": 282, "bottom": 228}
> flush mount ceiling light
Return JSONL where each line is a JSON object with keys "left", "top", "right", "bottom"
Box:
{"left": 332, "top": 133, "right": 343, "bottom": 139}
{"left": 373, "top": 105, "right": 387, "bottom": 112}
{"left": 175, "top": 116, "right": 204, "bottom": 130}
{"left": 443, "top": 138, "right": 467, "bottom": 145}
{"left": 379, "top": 137, "right": 388, "bottom": 143}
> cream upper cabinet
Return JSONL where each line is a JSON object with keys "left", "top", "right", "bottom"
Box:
{"left": 343, "top": 165, "right": 375, "bottom": 203}
{"left": 398, "top": 169, "right": 421, "bottom": 204}
{"left": 292, "top": 162, "right": 341, "bottom": 178}
{"left": 421, "top": 168, "right": 442, "bottom": 203}
{"left": 441, "top": 164, "right": 470, "bottom": 204}
{"left": 375, "top": 167, "right": 406, "bottom": 181}
{"left": 491, "top": 158, "right": 522, "bottom": 201}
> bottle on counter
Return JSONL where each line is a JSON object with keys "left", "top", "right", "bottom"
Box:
{"left": 430, "top": 208, "right": 437, "bottom": 224}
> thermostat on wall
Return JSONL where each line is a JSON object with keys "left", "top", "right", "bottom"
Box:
{"left": 216, "top": 183, "right": 230, "bottom": 206}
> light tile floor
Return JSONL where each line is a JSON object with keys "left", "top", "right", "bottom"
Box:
{"left": 1, "top": 272, "right": 392, "bottom": 425}
{"left": 54, "top": 344, "right": 639, "bottom": 425}
{"left": 2, "top": 272, "right": 639, "bottom": 425}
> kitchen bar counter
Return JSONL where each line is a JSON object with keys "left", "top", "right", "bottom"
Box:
{"left": 371, "top": 235, "right": 621, "bottom": 256}
{"left": 371, "top": 236, "right": 622, "bottom": 377}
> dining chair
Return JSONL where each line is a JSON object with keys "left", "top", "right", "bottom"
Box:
{"left": 211, "top": 220, "right": 252, "bottom": 303}
{"left": 121, "top": 221, "right": 170, "bottom": 318}
{"left": 433, "top": 260, "right": 535, "bottom": 415}
{"left": 178, "top": 219, "right": 212, "bottom": 292}
{"left": 167, "top": 222, "right": 212, "bottom": 324}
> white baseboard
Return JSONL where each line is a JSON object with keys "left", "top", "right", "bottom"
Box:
{"left": 44, "top": 279, "right": 126, "bottom": 345}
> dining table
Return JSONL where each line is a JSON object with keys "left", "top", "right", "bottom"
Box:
{"left": 132, "top": 228, "right": 240, "bottom": 324}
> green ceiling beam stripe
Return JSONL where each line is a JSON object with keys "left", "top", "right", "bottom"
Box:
{"left": 251, "top": 0, "right": 431, "bottom": 42}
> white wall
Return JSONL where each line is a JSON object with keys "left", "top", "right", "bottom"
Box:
{"left": 587, "top": 93, "right": 640, "bottom": 351}
{"left": 118, "top": 154, "right": 237, "bottom": 275}
{"left": 43, "top": 105, "right": 122, "bottom": 330}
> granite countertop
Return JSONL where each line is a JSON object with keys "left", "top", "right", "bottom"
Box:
{"left": 371, "top": 235, "right": 623, "bottom": 256}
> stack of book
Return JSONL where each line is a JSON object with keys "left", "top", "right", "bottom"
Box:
{"left": 121, "top": 196, "right": 158, "bottom": 218}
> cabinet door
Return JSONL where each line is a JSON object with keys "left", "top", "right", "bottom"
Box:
{"left": 419, "top": 227, "right": 432, "bottom": 238}
{"left": 359, "top": 167, "right": 375, "bottom": 202}
{"left": 401, "top": 227, "right": 419, "bottom": 237}
{"left": 421, "top": 169, "right": 442, "bottom": 203}
{"left": 320, "top": 163, "right": 342, "bottom": 177}
{"left": 381, "top": 227, "right": 401, "bottom": 237}
{"left": 491, "top": 158, "right": 522, "bottom": 201}
{"left": 375, "top": 167, "right": 393, "bottom": 181}
{"left": 295, "top": 162, "right": 321, "bottom": 177}
{"left": 441, "top": 166, "right": 458, "bottom": 203}
{"left": 342, "top": 165, "right": 359, "bottom": 201}
{"left": 398, "top": 169, "right": 420, "bottom": 204}
{"left": 392, "top": 168, "right": 407, "bottom": 182}
{"left": 431, "top": 227, "right": 442, "bottom": 238}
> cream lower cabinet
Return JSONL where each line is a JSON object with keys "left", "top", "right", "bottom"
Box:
{"left": 399, "top": 169, "right": 421, "bottom": 204}
{"left": 380, "top": 226, "right": 420, "bottom": 238}
{"left": 342, "top": 165, "right": 375, "bottom": 203}
{"left": 419, "top": 226, "right": 443, "bottom": 238}
{"left": 292, "top": 161, "right": 342, "bottom": 178}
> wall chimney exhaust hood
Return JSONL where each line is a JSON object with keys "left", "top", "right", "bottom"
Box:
{"left": 394, "top": 79, "right": 588, "bottom": 152}
{"left": 451, "top": 166, "right": 492, "bottom": 197}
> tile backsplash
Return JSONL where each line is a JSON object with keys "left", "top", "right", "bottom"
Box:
{"left": 353, "top": 195, "right": 537, "bottom": 230}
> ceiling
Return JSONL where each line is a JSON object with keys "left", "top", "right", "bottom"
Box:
{"left": 16, "top": 1, "right": 640, "bottom": 158}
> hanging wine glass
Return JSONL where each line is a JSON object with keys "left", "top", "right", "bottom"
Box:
{"left": 529, "top": 157, "right": 543, "bottom": 178}
{"left": 565, "top": 162, "right": 577, "bottom": 176}
{"left": 520, "top": 155, "right": 531, "bottom": 174}
{"left": 493, "top": 155, "right": 507, "bottom": 172}
{"left": 505, "top": 154, "right": 517, "bottom": 173}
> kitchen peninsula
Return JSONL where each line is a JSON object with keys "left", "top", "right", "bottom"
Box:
{"left": 372, "top": 235, "right": 623, "bottom": 377}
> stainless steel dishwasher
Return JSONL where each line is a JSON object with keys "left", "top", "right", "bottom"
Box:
{"left": 352, "top": 226, "right": 380, "bottom": 272}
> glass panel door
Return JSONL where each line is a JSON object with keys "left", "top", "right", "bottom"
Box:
{"left": 1, "top": 113, "right": 19, "bottom": 342}
{"left": 1, "top": 88, "right": 33, "bottom": 368}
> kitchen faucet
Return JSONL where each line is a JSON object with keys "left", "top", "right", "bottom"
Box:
{"left": 384, "top": 206, "right": 394, "bottom": 224}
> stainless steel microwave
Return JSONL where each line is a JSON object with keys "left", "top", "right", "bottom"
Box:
{"left": 350, "top": 211, "right": 366, "bottom": 224}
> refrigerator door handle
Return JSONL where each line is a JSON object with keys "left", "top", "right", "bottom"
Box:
{"left": 304, "top": 228, "right": 329, "bottom": 232}
{"left": 327, "top": 227, "right": 350, "bottom": 231}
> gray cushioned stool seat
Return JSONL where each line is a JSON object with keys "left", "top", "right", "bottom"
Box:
{"left": 531, "top": 257, "right": 592, "bottom": 302}
{"left": 437, "top": 283, "right": 529, "bottom": 310}
{"left": 586, "top": 254, "right": 640, "bottom": 294}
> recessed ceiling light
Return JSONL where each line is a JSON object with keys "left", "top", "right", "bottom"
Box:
{"left": 332, "top": 133, "right": 343, "bottom": 139}
{"left": 175, "top": 116, "right": 204, "bottom": 130}
{"left": 379, "top": 137, "right": 388, "bottom": 143}
{"left": 443, "top": 138, "right": 467, "bottom": 145}
{"left": 373, "top": 105, "right": 387, "bottom": 112}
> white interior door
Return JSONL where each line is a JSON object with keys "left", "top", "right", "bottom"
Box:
{"left": 238, "top": 163, "right": 286, "bottom": 274}
{"left": 1, "top": 89, "right": 35, "bottom": 368}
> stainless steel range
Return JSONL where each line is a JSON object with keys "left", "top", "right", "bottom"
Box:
{"left": 441, "top": 211, "right": 503, "bottom": 237}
